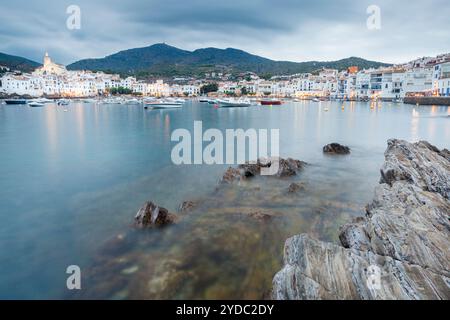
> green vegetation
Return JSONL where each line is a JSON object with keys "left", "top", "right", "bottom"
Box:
{"left": 0, "top": 52, "right": 41, "bottom": 73}
{"left": 108, "top": 86, "right": 133, "bottom": 95}
{"left": 260, "top": 73, "right": 273, "bottom": 80}
{"left": 66, "top": 43, "right": 391, "bottom": 78}
{"left": 200, "top": 83, "right": 218, "bottom": 95}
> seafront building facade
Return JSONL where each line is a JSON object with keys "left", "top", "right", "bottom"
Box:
{"left": 1, "top": 52, "right": 449, "bottom": 99}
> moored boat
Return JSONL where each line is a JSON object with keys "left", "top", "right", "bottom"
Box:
{"left": 82, "top": 98, "right": 97, "bottom": 103}
{"left": 28, "top": 101, "right": 45, "bottom": 107}
{"left": 217, "top": 98, "right": 252, "bottom": 108}
{"left": 125, "top": 98, "right": 142, "bottom": 104}
{"left": 260, "top": 99, "right": 282, "bottom": 105}
{"left": 144, "top": 100, "right": 183, "bottom": 109}
{"left": 57, "top": 99, "right": 70, "bottom": 106}
{"left": 4, "top": 99, "right": 27, "bottom": 105}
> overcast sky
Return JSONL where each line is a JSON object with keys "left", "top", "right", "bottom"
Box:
{"left": 0, "top": 0, "right": 449, "bottom": 65}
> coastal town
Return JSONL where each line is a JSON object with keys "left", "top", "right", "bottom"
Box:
{"left": 1, "top": 52, "right": 450, "bottom": 101}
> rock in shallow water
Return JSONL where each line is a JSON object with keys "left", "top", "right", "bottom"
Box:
{"left": 178, "top": 201, "right": 197, "bottom": 213}
{"left": 273, "top": 139, "right": 450, "bottom": 300}
{"left": 221, "top": 157, "right": 307, "bottom": 184}
{"left": 134, "top": 201, "right": 178, "bottom": 228}
{"left": 323, "top": 143, "right": 351, "bottom": 155}
{"left": 287, "top": 182, "right": 306, "bottom": 194}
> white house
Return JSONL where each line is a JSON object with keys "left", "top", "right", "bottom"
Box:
{"left": 403, "top": 67, "right": 433, "bottom": 96}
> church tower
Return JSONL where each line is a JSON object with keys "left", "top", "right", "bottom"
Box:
{"left": 43, "top": 52, "right": 51, "bottom": 66}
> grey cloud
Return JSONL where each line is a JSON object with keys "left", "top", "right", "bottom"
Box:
{"left": 0, "top": 0, "right": 448, "bottom": 65}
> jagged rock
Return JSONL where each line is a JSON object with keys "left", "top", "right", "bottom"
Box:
{"left": 272, "top": 234, "right": 450, "bottom": 300}
{"left": 323, "top": 143, "right": 351, "bottom": 155}
{"left": 379, "top": 140, "right": 450, "bottom": 199}
{"left": 221, "top": 158, "right": 306, "bottom": 183}
{"left": 273, "top": 139, "right": 450, "bottom": 300}
{"left": 178, "top": 201, "right": 197, "bottom": 213}
{"left": 134, "top": 201, "right": 178, "bottom": 228}
{"left": 287, "top": 182, "right": 306, "bottom": 194}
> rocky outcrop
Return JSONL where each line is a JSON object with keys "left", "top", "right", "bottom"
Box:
{"left": 221, "top": 158, "right": 306, "bottom": 184}
{"left": 134, "top": 201, "right": 178, "bottom": 228}
{"left": 273, "top": 140, "right": 450, "bottom": 300}
{"left": 323, "top": 143, "right": 351, "bottom": 155}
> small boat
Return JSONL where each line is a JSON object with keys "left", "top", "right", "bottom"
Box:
{"left": 199, "top": 98, "right": 209, "bottom": 103}
{"left": 126, "top": 98, "right": 142, "bottom": 105}
{"left": 217, "top": 98, "right": 251, "bottom": 108}
{"left": 312, "top": 98, "right": 320, "bottom": 102}
{"left": 207, "top": 99, "right": 218, "bottom": 104}
{"left": 260, "top": 99, "right": 282, "bottom": 105}
{"left": 28, "top": 101, "right": 45, "bottom": 107}
{"left": 57, "top": 99, "right": 70, "bottom": 106}
{"left": 4, "top": 99, "right": 27, "bottom": 105}
{"left": 144, "top": 100, "right": 183, "bottom": 109}
{"left": 82, "top": 98, "right": 97, "bottom": 103}
{"left": 33, "top": 98, "right": 53, "bottom": 104}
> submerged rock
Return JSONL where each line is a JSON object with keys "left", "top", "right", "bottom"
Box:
{"left": 178, "top": 201, "right": 197, "bottom": 213}
{"left": 273, "top": 139, "right": 450, "bottom": 300}
{"left": 134, "top": 201, "right": 178, "bottom": 228}
{"left": 287, "top": 182, "right": 306, "bottom": 194}
{"left": 247, "top": 210, "right": 281, "bottom": 222}
{"left": 323, "top": 143, "right": 351, "bottom": 155}
{"left": 221, "top": 157, "right": 306, "bottom": 183}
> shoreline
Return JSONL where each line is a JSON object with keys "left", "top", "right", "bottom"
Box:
{"left": 273, "top": 139, "right": 450, "bottom": 300}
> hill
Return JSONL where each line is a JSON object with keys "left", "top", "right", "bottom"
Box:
{"left": 0, "top": 52, "right": 41, "bottom": 73}
{"left": 67, "top": 43, "right": 390, "bottom": 77}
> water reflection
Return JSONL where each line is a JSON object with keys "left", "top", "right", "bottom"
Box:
{"left": 411, "top": 108, "right": 420, "bottom": 141}
{"left": 0, "top": 100, "right": 448, "bottom": 299}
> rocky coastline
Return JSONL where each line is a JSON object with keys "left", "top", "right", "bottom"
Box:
{"left": 272, "top": 139, "right": 450, "bottom": 300}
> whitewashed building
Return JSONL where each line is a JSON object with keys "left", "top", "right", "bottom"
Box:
{"left": 403, "top": 67, "right": 433, "bottom": 96}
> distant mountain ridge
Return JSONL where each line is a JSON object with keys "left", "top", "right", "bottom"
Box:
{"left": 67, "top": 43, "right": 391, "bottom": 77}
{"left": 0, "top": 52, "right": 41, "bottom": 73}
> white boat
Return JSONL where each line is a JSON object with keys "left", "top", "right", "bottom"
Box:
{"left": 82, "top": 98, "right": 97, "bottom": 103}
{"left": 34, "top": 98, "right": 53, "bottom": 104}
{"left": 126, "top": 98, "right": 142, "bottom": 104}
{"left": 312, "top": 98, "right": 320, "bottom": 102}
{"left": 144, "top": 100, "right": 183, "bottom": 109}
{"left": 28, "top": 101, "right": 45, "bottom": 107}
{"left": 57, "top": 99, "right": 70, "bottom": 106}
{"left": 217, "top": 98, "right": 252, "bottom": 108}
{"left": 102, "top": 98, "right": 123, "bottom": 104}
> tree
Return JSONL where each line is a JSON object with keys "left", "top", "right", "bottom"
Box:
{"left": 200, "top": 83, "right": 218, "bottom": 95}
{"left": 240, "top": 87, "right": 248, "bottom": 96}
{"left": 109, "top": 86, "right": 133, "bottom": 95}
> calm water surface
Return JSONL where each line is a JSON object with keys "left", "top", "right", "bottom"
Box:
{"left": 0, "top": 100, "right": 448, "bottom": 299}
